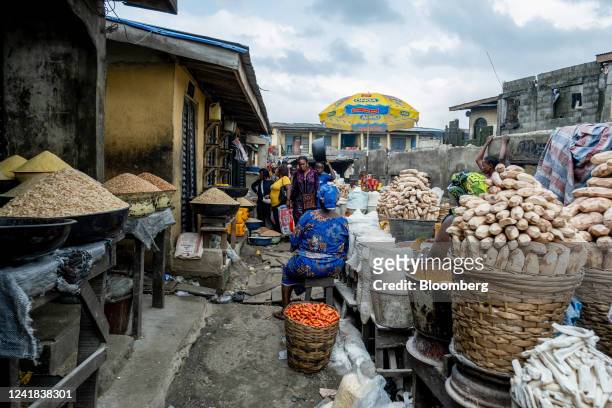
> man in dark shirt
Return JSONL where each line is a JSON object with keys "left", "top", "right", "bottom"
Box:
{"left": 250, "top": 169, "right": 273, "bottom": 224}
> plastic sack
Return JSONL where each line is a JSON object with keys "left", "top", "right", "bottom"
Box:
{"left": 563, "top": 297, "right": 582, "bottom": 326}
{"left": 278, "top": 205, "right": 294, "bottom": 235}
{"left": 346, "top": 190, "right": 369, "bottom": 210}
{"left": 367, "top": 191, "right": 380, "bottom": 207}
{"left": 329, "top": 319, "right": 375, "bottom": 377}
{"left": 174, "top": 233, "right": 203, "bottom": 259}
{"left": 352, "top": 375, "right": 392, "bottom": 408}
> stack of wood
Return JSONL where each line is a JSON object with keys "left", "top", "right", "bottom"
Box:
{"left": 567, "top": 151, "right": 612, "bottom": 269}
{"left": 446, "top": 164, "right": 586, "bottom": 274}
{"left": 377, "top": 169, "right": 440, "bottom": 221}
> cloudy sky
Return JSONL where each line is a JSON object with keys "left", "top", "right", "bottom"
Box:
{"left": 112, "top": 0, "right": 612, "bottom": 128}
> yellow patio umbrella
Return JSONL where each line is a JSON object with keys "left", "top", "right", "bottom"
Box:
{"left": 318, "top": 92, "right": 419, "bottom": 154}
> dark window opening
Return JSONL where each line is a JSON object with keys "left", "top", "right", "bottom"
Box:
{"left": 341, "top": 134, "right": 358, "bottom": 149}
{"left": 368, "top": 136, "right": 381, "bottom": 150}
{"left": 505, "top": 98, "right": 519, "bottom": 125}
{"left": 572, "top": 93, "right": 582, "bottom": 109}
{"left": 390, "top": 136, "right": 406, "bottom": 151}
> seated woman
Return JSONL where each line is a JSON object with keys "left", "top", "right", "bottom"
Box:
{"left": 273, "top": 184, "right": 349, "bottom": 319}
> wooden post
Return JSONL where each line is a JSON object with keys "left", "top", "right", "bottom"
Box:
{"left": 230, "top": 217, "right": 237, "bottom": 248}
{"left": 132, "top": 240, "right": 145, "bottom": 338}
{"left": 337, "top": 132, "right": 342, "bottom": 149}
{"left": 360, "top": 132, "right": 364, "bottom": 150}
{"left": 308, "top": 131, "right": 313, "bottom": 155}
{"left": 152, "top": 229, "right": 167, "bottom": 309}
{"left": 386, "top": 132, "right": 391, "bottom": 150}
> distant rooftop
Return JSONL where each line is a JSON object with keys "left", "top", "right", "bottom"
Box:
{"left": 449, "top": 96, "right": 498, "bottom": 111}
{"left": 271, "top": 123, "right": 442, "bottom": 136}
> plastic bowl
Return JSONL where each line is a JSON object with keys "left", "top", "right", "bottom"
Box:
{"left": 248, "top": 236, "right": 273, "bottom": 246}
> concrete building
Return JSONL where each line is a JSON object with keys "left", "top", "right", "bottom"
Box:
{"left": 270, "top": 122, "right": 442, "bottom": 158}
{"left": 499, "top": 53, "right": 612, "bottom": 135}
{"left": 449, "top": 96, "right": 498, "bottom": 142}
{"left": 104, "top": 18, "right": 269, "bottom": 239}
{"left": 0, "top": 0, "right": 175, "bottom": 181}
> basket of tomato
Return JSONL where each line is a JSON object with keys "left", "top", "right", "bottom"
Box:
{"left": 283, "top": 301, "right": 340, "bottom": 373}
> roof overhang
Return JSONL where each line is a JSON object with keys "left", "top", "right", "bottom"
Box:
{"left": 596, "top": 51, "right": 612, "bottom": 63}
{"left": 449, "top": 96, "right": 499, "bottom": 111}
{"left": 106, "top": 18, "right": 269, "bottom": 134}
{"left": 122, "top": 0, "right": 177, "bottom": 14}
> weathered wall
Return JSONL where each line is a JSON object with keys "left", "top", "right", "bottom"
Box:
{"left": 104, "top": 62, "right": 175, "bottom": 181}
{"left": 500, "top": 62, "right": 608, "bottom": 135}
{"left": 1, "top": 0, "right": 105, "bottom": 179}
{"left": 365, "top": 145, "right": 481, "bottom": 188}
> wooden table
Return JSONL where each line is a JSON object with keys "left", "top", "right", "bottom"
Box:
{"left": 0, "top": 236, "right": 121, "bottom": 408}
{"left": 124, "top": 227, "right": 169, "bottom": 339}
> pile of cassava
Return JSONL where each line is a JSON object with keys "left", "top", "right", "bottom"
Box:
{"left": 377, "top": 169, "right": 440, "bottom": 221}
{"left": 446, "top": 163, "right": 588, "bottom": 275}
{"left": 566, "top": 150, "right": 612, "bottom": 269}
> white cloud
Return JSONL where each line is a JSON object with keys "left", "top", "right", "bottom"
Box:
{"left": 111, "top": 1, "right": 609, "bottom": 130}
{"left": 492, "top": 0, "right": 612, "bottom": 29}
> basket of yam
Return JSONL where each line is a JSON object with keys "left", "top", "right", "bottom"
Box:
{"left": 445, "top": 163, "right": 588, "bottom": 374}
{"left": 377, "top": 169, "right": 440, "bottom": 242}
{"left": 570, "top": 150, "right": 612, "bottom": 356}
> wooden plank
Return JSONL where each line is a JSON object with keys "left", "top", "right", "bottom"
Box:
{"left": 244, "top": 282, "right": 279, "bottom": 296}
{"left": 377, "top": 368, "right": 413, "bottom": 375}
{"left": 79, "top": 281, "right": 109, "bottom": 343}
{"left": 132, "top": 240, "right": 145, "bottom": 339}
{"left": 29, "top": 346, "right": 106, "bottom": 408}
{"left": 152, "top": 229, "right": 167, "bottom": 309}
{"left": 334, "top": 280, "right": 357, "bottom": 308}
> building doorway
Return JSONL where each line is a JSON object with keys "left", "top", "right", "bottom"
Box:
{"left": 181, "top": 97, "right": 197, "bottom": 232}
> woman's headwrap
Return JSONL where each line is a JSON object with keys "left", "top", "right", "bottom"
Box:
{"left": 318, "top": 183, "right": 339, "bottom": 210}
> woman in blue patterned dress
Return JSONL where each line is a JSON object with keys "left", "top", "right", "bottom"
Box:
{"left": 273, "top": 184, "right": 349, "bottom": 319}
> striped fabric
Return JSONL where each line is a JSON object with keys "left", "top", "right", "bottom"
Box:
{"left": 535, "top": 123, "right": 611, "bottom": 204}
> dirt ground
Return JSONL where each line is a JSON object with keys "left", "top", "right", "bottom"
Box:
{"left": 165, "top": 303, "right": 341, "bottom": 408}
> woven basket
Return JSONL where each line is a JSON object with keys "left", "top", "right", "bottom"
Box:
{"left": 452, "top": 266, "right": 584, "bottom": 374}
{"left": 284, "top": 301, "right": 339, "bottom": 374}
{"left": 575, "top": 267, "right": 612, "bottom": 355}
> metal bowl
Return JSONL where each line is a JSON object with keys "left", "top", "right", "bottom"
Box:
{"left": 312, "top": 137, "right": 326, "bottom": 163}
{"left": 245, "top": 220, "right": 264, "bottom": 231}
{"left": 0, "top": 180, "right": 18, "bottom": 195}
{"left": 215, "top": 186, "right": 249, "bottom": 198}
{"left": 0, "top": 217, "right": 77, "bottom": 264}
{"left": 190, "top": 202, "right": 240, "bottom": 218}
{"left": 64, "top": 207, "right": 129, "bottom": 245}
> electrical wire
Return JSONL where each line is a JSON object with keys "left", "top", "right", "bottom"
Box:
{"left": 486, "top": 51, "right": 503, "bottom": 90}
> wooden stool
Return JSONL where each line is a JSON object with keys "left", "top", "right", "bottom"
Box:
{"left": 304, "top": 276, "right": 334, "bottom": 305}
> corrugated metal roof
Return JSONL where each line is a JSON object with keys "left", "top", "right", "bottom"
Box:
{"left": 107, "top": 16, "right": 248, "bottom": 53}
{"left": 106, "top": 16, "right": 270, "bottom": 134}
